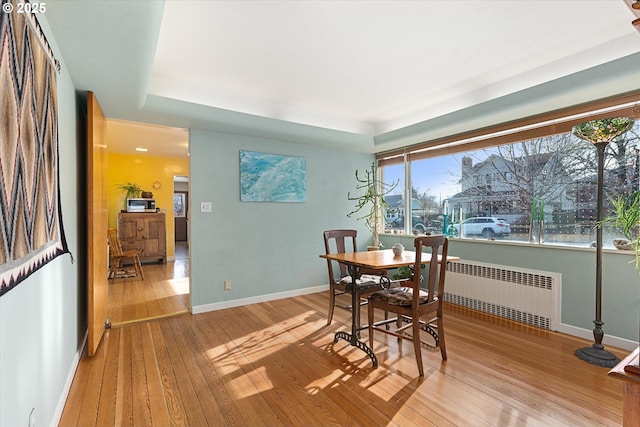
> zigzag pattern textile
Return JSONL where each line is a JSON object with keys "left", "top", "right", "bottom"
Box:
{"left": 0, "top": 5, "right": 68, "bottom": 296}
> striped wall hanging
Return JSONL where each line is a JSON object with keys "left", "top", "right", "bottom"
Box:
{"left": 0, "top": 1, "right": 70, "bottom": 296}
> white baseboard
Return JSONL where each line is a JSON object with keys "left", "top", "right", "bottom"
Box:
{"left": 192, "top": 284, "right": 329, "bottom": 314}
{"left": 50, "top": 331, "right": 88, "bottom": 427}
{"left": 557, "top": 323, "right": 637, "bottom": 352}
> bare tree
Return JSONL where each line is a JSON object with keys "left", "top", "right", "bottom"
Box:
{"left": 566, "top": 125, "right": 640, "bottom": 203}
{"left": 485, "top": 123, "right": 640, "bottom": 219}
{"left": 423, "top": 122, "right": 640, "bottom": 227}
{"left": 416, "top": 192, "right": 439, "bottom": 217}
{"left": 605, "top": 126, "right": 640, "bottom": 196}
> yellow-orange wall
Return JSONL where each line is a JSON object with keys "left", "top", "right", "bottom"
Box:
{"left": 107, "top": 153, "right": 189, "bottom": 259}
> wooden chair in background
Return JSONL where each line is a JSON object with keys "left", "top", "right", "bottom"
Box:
{"left": 107, "top": 228, "right": 144, "bottom": 281}
{"left": 367, "top": 235, "right": 449, "bottom": 376}
{"left": 323, "top": 229, "right": 386, "bottom": 330}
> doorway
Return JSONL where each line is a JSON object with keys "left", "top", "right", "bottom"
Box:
{"left": 104, "top": 119, "right": 191, "bottom": 327}
{"left": 174, "top": 176, "right": 189, "bottom": 244}
{"left": 173, "top": 176, "right": 189, "bottom": 264}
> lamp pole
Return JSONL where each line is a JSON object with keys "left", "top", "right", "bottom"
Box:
{"left": 575, "top": 141, "right": 621, "bottom": 367}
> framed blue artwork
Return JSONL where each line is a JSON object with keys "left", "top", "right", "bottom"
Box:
{"left": 240, "top": 151, "right": 307, "bottom": 202}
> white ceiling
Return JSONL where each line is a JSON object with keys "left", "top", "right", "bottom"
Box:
{"left": 149, "top": 0, "right": 640, "bottom": 136}
{"left": 106, "top": 119, "right": 189, "bottom": 158}
{"left": 45, "top": 1, "right": 640, "bottom": 157}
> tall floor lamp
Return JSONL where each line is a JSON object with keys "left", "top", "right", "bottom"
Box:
{"left": 573, "top": 117, "right": 634, "bottom": 368}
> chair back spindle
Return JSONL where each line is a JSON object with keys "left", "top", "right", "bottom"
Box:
{"left": 323, "top": 229, "right": 357, "bottom": 287}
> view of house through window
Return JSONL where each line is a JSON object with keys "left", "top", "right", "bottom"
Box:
{"left": 382, "top": 119, "right": 640, "bottom": 248}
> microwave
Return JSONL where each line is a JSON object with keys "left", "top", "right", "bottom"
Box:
{"left": 127, "top": 198, "right": 156, "bottom": 212}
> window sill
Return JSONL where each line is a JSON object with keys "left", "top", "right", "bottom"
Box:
{"left": 447, "top": 236, "right": 636, "bottom": 255}
{"left": 381, "top": 233, "right": 637, "bottom": 255}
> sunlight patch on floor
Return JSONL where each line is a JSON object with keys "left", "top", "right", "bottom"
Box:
{"left": 171, "top": 259, "right": 189, "bottom": 278}
{"left": 168, "top": 277, "right": 189, "bottom": 294}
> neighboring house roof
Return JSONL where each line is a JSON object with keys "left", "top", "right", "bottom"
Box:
{"left": 451, "top": 151, "right": 578, "bottom": 211}
{"left": 385, "top": 195, "right": 403, "bottom": 210}
{"left": 448, "top": 187, "right": 517, "bottom": 201}
{"left": 468, "top": 152, "right": 554, "bottom": 174}
{"left": 384, "top": 195, "right": 423, "bottom": 211}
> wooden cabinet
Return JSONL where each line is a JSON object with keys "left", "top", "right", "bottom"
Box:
{"left": 118, "top": 213, "right": 166, "bottom": 264}
{"left": 609, "top": 348, "right": 640, "bottom": 427}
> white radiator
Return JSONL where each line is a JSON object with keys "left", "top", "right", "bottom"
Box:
{"left": 444, "top": 260, "right": 561, "bottom": 330}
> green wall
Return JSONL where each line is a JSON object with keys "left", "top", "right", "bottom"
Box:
{"left": 188, "top": 129, "right": 374, "bottom": 309}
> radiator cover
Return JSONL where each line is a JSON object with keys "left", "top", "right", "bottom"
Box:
{"left": 444, "top": 260, "right": 561, "bottom": 330}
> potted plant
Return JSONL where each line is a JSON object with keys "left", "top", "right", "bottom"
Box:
{"left": 599, "top": 190, "right": 640, "bottom": 374}
{"left": 347, "top": 162, "right": 398, "bottom": 249}
{"left": 600, "top": 190, "right": 640, "bottom": 260}
{"left": 116, "top": 182, "right": 143, "bottom": 211}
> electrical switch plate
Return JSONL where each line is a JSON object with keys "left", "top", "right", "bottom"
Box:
{"left": 200, "top": 202, "right": 212, "bottom": 213}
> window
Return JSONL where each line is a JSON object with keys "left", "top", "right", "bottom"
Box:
{"left": 174, "top": 193, "right": 186, "bottom": 218}
{"left": 380, "top": 163, "right": 406, "bottom": 234}
{"left": 379, "top": 95, "right": 640, "bottom": 247}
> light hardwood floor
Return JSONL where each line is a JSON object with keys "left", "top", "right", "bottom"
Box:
{"left": 108, "top": 258, "right": 189, "bottom": 326}
{"left": 63, "top": 280, "right": 628, "bottom": 426}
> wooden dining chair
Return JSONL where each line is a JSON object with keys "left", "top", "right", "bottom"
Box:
{"left": 367, "top": 234, "right": 449, "bottom": 376}
{"left": 323, "top": 229, "right": 385, "bottom": 329}
{"left": 107, "top": 228, "right": 144, "bottom": 281}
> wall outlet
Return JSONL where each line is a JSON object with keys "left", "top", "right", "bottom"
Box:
{"left": 224, "top": 280, "right": 231, "bottom": 290}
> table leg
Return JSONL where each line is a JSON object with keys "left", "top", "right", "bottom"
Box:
{"left": 333, "top": 264, "right": 378, "bottom": 368}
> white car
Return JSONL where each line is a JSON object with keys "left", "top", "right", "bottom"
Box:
{"left": 450, "top": 217, "right": 511, "bottom": 238}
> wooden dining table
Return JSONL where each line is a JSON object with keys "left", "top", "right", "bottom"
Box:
{"left": 319, "top": 248, "right": 458, "bottom": 368}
